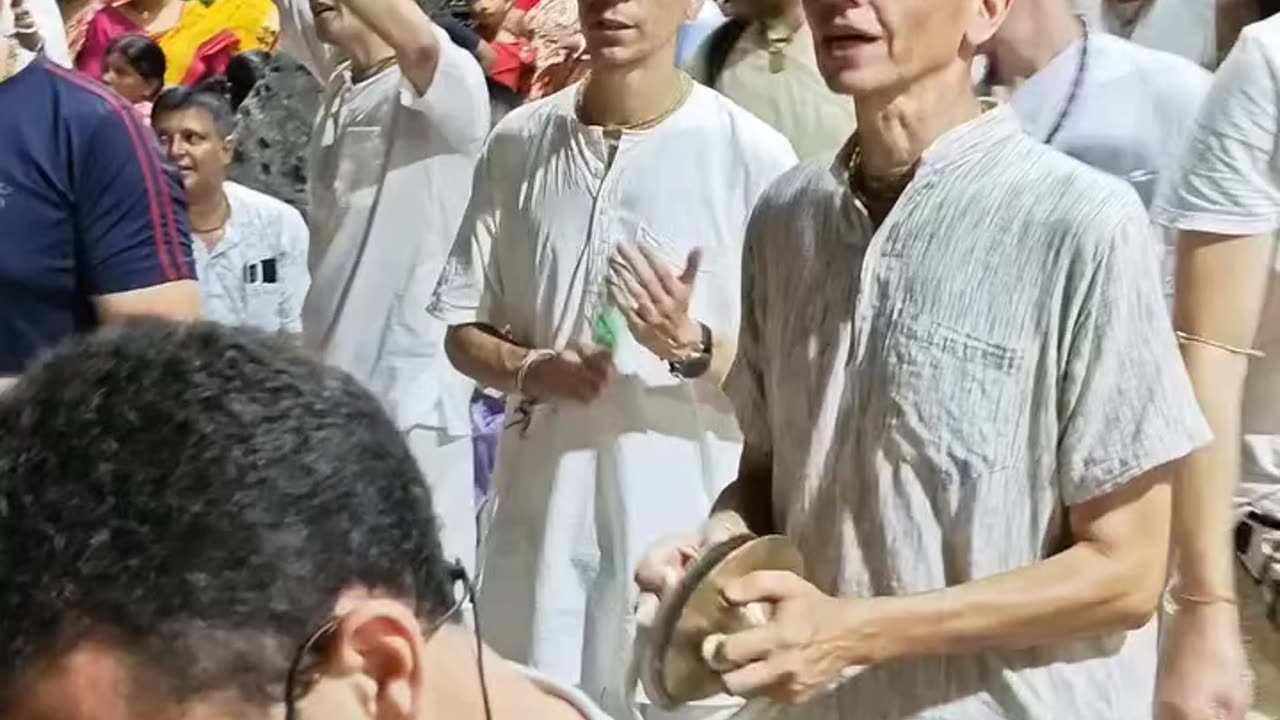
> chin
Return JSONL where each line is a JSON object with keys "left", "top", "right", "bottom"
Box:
{"left": 587, "top": 45, "right": 646, "bottom": 70}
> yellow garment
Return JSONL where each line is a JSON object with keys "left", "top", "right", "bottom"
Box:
{"left": 157, "top": 0, "right": 279, "bottom": 85}
{"left": 689, "top": 21, "right": 855, "bottom": 163}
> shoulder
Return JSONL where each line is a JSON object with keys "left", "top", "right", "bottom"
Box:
{"left": 226, "top": 182, "right": 308, "bottom": 243}
{"left": 1093, "top": 35, "right": 1212, "bottom": 110}
{"left": 484, "top": 85, "right": 572, "bottom": 156}
{"left": 746, "top": 160, "right": 845, "bottom": 256}
{"left": 25, "top": 60, "right": 136, "bottom": 133}
{"left": 682, "top": 85, "right": 799, "bottom": 164}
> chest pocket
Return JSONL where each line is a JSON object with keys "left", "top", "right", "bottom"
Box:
{"left": 243, "top": 258, "right": 284, "bottom": 333}
{"left": 883, "top": 318, "right": 1023, "bottom": 478}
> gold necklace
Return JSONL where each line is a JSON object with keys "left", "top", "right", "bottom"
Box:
{"left": 847, "top": 140, "right": 918, "bottom": 227}
{"left": 575, "top": 71, "right": 694, "bottom": 134}
{"left": 351, "top": 54, "right": 398, "bottom": 83}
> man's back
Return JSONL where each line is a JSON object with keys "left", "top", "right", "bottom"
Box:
{"left": 0, "top": 53, "right": 193, "bottom": 376}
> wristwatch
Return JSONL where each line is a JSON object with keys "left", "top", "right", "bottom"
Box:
{"left": 668, "top": 322, "right": 713, "bottom": 379}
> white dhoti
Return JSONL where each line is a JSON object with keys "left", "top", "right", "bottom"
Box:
{"left": 407, "top": 427, "right": 479, "bottom": 575}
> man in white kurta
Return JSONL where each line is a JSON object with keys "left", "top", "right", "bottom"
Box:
{"left": 1075, "top": 0, "right": 1217, "bottom": 68}
{"left": 277, "top": 0, "right": 489, "bottom": 571}
{"left": 429, "top": 0, "right": 796, "bottom": 713}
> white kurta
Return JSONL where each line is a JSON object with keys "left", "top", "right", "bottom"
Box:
{"left": 279, "top": 1, "right": 489, "bottom": 569}
{"left": 430, "top": 83, "right": 797, "bottom": 717}
{"left": 1075, "top": 0, "right": 1216, "bottom": 68}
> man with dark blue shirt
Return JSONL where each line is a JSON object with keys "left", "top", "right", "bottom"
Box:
{"left": 0, "top": 32, "right": 199, "bottom": 385}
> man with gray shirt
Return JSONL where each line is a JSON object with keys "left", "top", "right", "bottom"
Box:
{"left": 637, "top": 0, "right": 1210, "bottom": 716}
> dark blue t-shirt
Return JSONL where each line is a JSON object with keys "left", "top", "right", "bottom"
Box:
{"left": 0, "top": 57, "right": 194, "bottom": 374}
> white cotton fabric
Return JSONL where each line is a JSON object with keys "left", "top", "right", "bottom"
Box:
{"left": 193, "top": 181, "right": 310, "bottom": 334}
{"left": 279, "top": 4, "right": 488, "bottom": 438}
{"left": 430, "top": 82, "right": 797, "bottom": 718}
{"left": 1075, "top": 0, "right": 1216, "bottom": 68}
{"left": 1, "top": 0, "right": 70, "bottom": 67}
{"left": 1153, "top": 15, "right": 1280, "bottom": 508}
{"left": 727, "top": 104, "right": 1209, "bottom": 719}
{"left": 1005, "top": 31, "right": 1211, "bottom": 298}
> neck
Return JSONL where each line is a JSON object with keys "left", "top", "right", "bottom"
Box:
{"left": 855, "top": 63, "right": 984, "bottom": 178}
{"left": 344, "top": 33, "right": 396, "bottom": 79}
{"left": 421, "top": 625, "right": 584, "bottom": 719}
{"left": 988, "top": 8, "right": 1082, "bottom": 87}
{"left": 579, "top": 54, "right": 683, "bottom": 128}
{"left": 128, "top": 0, "right": 169, "bottom": 13}
{"left": 189, "top": 186, "right": 227, "bottom": 232}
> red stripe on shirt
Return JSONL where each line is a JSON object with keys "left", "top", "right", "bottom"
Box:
{"left": 47, "top": 64, "right": 184, "bottom": 282}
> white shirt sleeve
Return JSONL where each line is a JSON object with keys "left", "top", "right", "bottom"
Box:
{"left": 274, "top": 0, "right": 336, "bottom": 81}
{"left": 279, "top": 206, "right": 311, "bottom": 335}
{"left": 428, "top": 146, "right": 504, "bottom": 327}
{"left": 25, "top": 0, "right": 70, "bottom": 67}
{"left": 1153, "top": 20, "right": 1280, "bottom": 236}
{"left": 398, "top": 27, "right": 490, "bottom": 152}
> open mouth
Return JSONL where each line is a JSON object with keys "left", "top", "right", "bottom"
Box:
{"left": 311, "top": 3, "right": 336, "bottom": 17}
{"left": 822, "top": 27, "right": 881, "bottom": 50}
{"left": 593, "top": 17, "right": 633, "bottom": 31}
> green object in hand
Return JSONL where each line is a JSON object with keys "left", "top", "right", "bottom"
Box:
{"left": 592, "top": 307, "right": 623, "bottom": 353}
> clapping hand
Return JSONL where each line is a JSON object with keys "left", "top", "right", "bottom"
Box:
{"left": 608, "top": 244, "right": 703, "bottom": 362}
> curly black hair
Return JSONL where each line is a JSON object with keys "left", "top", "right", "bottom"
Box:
{"left": 0, "top": 320, "right": 455, "bottom": 711}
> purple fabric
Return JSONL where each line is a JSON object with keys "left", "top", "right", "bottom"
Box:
{"left": 471, "top": 392, "right": 505, "bottom": 501}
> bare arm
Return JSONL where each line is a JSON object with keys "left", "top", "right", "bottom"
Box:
{"left": 93, "top": 281, "right": 202, "bottom": 323}
{"left": 716, "top": 467, "right": 1174, "bottom": 704}
{"left": 711, "top": 443, "right": 775, "bottom": 537}
{"left": 444, "top": 323, "right": 528, "bottom": 394}
{"left": 444, "top": 324, "right": 612, "bottom": 403}
{"left": 1171, "top": 231, "right": 1272, "bottom": 600}
{"left": 335, "top": 0, "right": 441, "bottom": 95}
{"left": 870, "top": 470, "right": 1172, "bottom": 658}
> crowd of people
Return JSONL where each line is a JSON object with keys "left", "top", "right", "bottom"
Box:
{"left": 2, "top": 0, "right": 1280, "bottom": 718}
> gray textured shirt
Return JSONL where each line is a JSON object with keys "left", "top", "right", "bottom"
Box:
{"left": 725, "top": 104, "right": 1210, "bottom": 719}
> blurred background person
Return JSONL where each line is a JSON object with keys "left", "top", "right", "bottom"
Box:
{"left": 76, "top": 0, "right": 280, "bottom": 87}
{"left": 675, "top": 0, "right": 723, "bottom": 67}
{"left": 0, "top": 10, "right": 198, "bottom": 392}
{"left": 686, "top": 0, "right": 854, "bottom": 162}
{"left": 4, "top": 0, "right": 71, "bottom": 63}
{"left": 223, "top": 46, "right": 270, "bottom": 108}
{"left": 472, "top": 0, "right": 534, "bottom": 120}
{"left": 517, "top": 0, "right": 586, "bottom": 100}
{"left": 980, "top": 0, "right": 1210, "bottom": 209}
{"left": 1075, "top": 0, "right": 1217, "bottom": 68}
{"left": 276, "top": 0, "right": 489, "bottom": 573}
{"left": 153, "top": 83, "right": 310, "bottom": 336}
{"left": 1152, "top": 13, "right": 1280, "bottom": 720}
{"left": 100, "top": 33, "right": 165, "bottom": 115}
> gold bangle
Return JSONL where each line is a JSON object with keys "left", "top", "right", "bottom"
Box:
{"left": 1175, "top": 331, "right": 1265, "bottom": 358}
{"left": 1171, "top": 589, "right": 1239, "bottom": 607}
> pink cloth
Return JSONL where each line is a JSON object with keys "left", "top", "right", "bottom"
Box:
{"left": 74, "top": 5, "right": 137, "bottom": 80}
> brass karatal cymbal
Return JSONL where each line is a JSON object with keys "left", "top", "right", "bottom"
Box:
{"left": 646, "top": 534, "right": 805, "bottom": 708}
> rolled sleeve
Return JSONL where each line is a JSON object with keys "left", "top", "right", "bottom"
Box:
{"left": 75, "top": 106, "right": 194, "bottom": 296}
{"left": 428, "top": 151, "right": 503, "bottom": 327}
{"left": 1153, "top": 25, "right": 1280, "bottom": 236}
{"left": 724, "top": 207, "right": 772, "bottom": 454}
{"left": 399, "top": 30, "right": 490, "bottom": 151}
{"left": 1057, "top": 205, "right": 1212, "bottom": 506}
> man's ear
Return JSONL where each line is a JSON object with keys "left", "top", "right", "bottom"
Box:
{"left": 963, "top": 0, "right": 1014, "bottom": 49}
{"left": 327, "top": 599, "right": 428, "bottom": 720}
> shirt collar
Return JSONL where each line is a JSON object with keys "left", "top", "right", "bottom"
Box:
{"left": 829, "top": 98, "right": 1018, "bottom": 183}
